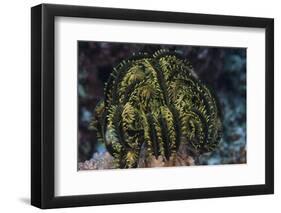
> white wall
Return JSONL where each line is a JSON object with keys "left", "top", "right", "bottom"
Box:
{"left": 0, "top": 0, "right": 279, "bottom": 212}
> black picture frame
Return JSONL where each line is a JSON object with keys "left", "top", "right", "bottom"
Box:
{"left": 31, "top": 3, "right": 274, "bottom": 209}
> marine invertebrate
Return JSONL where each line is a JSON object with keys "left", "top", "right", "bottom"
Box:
{"left": 90, "top": 49, "right": 222, "bottom": 168}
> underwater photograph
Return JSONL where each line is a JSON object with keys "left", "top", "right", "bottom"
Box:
{"left": 77, "top": 41, "right": 246, "bottom": 170}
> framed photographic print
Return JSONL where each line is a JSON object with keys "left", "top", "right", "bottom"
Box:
{"left": 31, "top": 3, "right": 274, "bottom": 209}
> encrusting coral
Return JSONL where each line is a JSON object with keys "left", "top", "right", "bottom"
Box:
{"left": 89, "top": 49, "right": 222, "bottom": 169}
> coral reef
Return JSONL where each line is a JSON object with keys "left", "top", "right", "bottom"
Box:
{"left": 78, "top": 152, "right": 115, "bottom": 170}
{"left": 78, "top": 144, "right": 195, "bottom": 170}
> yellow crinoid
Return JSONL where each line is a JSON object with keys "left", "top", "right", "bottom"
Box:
{"left": 90, "top": 50, "right": 222, "bottom": 168}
